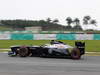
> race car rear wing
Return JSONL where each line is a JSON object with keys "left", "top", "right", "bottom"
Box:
{"left": 75, "top": 41, "right": 85, "bottom": 55}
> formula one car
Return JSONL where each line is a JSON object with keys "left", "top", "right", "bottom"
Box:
{"left": 8, "top": 41, "right": 85, "bottom": 59}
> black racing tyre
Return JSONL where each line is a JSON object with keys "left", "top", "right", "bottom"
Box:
{"left": 71, "top": 48, "right": 81, "bottom": 59}
{"left": 18, "top": 46, "right": 29, "bottom": 57}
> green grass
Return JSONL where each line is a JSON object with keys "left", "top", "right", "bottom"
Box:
{"left": 0, "top": 26, "right": 13, "bottom": 31}
{"left": 0, "top": 40, "right": 100, "bottom": 52}
{"left": 0, "top": 50, "right": 10, "bottom": 52}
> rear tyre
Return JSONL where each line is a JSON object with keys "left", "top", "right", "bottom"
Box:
{"left": 71, "top": 48, "right": 81, "bottom": 59}
{"left": 18, "top": 46, "right": 29, "bottom": 57}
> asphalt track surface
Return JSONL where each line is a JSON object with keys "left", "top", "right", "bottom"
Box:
{"left": 0, "top": 53, "right": 100, "bottom": 75}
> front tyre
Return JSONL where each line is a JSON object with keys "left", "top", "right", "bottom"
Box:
{"left": 18, "top": 46, "right": 29, "bottom": 57}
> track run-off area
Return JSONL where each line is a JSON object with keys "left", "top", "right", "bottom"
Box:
{"left": 0, "top": 53, "right": 100, "bottom": 75}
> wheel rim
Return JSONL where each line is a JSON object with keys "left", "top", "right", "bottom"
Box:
{"left": 71, "top": 48, "right": 80, "bottom": 59}
{"left": 19, "top": 46, "right": 28, "bottom": 57}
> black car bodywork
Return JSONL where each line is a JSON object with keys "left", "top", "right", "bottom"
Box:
{"left": 8, "top": 41, "right": 85, "bottom": 59}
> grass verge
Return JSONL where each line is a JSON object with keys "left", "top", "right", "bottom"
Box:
{"left": 0, "top": 40, "right": 100, "bottom": 52}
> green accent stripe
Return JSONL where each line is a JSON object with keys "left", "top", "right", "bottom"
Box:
{"left": 56, "top": 34, "right": 75, "bottom": 40}
{"left": 93, "top": 34, "right": 100, "bottom": 40}
{"left": 11, "top": 33, "right": 33, "bottom": 40}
